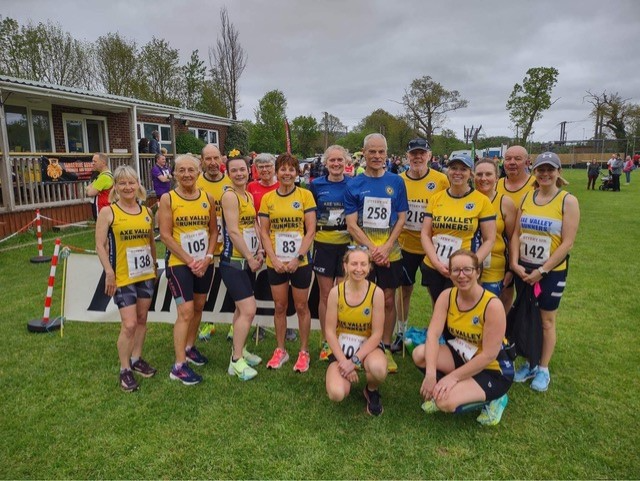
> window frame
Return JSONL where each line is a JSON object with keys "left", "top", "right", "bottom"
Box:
{"left": 137, "top": 121, "right": 173, "bottom": 152}
{"left": 62, "top": 113, "right": 109, "bottom": 154}
{"left": 4, "top": 102, "right": 55, "bottom": 153}
{"left": 189, "top": 127, "right": 219, "bottom": 147}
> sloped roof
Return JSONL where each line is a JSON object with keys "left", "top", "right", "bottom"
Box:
{"left": 0, "top": 75, "right": 234, "bottom": 126}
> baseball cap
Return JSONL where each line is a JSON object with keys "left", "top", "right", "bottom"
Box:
{"left": 407, "top": 138, "right": 431, "bottom": 153}
{"left": 448, "top": 153, "right": 473, "bottom": 169}
{"left": 533, "top": 152, "right": 561, "bottom": 169}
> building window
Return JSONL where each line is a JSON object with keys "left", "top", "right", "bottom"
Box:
{"left": 5, "top": 105, "right": 53, "bottom": 153}
{"left": 62, "top": 114, "right": 108, "bottom": 153}
{"left": 138, "top": 122, "right": 172, "bottom": 152}
{"left": 189, "top": 128, "right": 219, "bottom": 146}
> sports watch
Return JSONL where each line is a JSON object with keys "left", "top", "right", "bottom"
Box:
{"left": 297, "top": 254, "right": 305, "bottom": 262}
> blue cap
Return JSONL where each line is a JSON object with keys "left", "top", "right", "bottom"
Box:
{"left": 407, "top": 138, "right": 431, "bottom": 152}
{"left": 448, "top": 154, "right": 473, "bottom": 169}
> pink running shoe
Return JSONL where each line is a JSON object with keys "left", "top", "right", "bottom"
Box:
{"left": 266, "top": 348, "right": 289, "bottom": 369}
{"left": 293, "top": 350, "right": 310, "bottom": 373}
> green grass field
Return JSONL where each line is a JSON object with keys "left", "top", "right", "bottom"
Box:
{"left": 1, "top": 169, "right": 638, "bottom": 479}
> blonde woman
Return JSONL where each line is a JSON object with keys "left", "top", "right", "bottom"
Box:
{"left": 95, "top": 166, "right": 157, "bottom": 392}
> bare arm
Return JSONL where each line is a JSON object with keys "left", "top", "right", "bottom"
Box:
{"left": 346, "top": 212, "right": 376, "bottom": 250}
{"left": 356, "top": 286, "right": 385, "bottom": 361}
{"left": 286, "top": 210, "right": 317, "bottom": 273}
{"left": 475, "top": 219, "right": 496, "bottom": 265}
{"left": 421, "top": 216, "right": 449, "bottom": 277}
{"left": 95, "top": 207, "right": 116, "bottom": 296}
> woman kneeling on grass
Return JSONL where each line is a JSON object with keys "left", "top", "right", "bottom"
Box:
{"left": 412, "top": 249, "right": 514, "bottom": 426}
{"left": 96, "top": 166, "right": 157, "bottom": 392}
{"left": 325, "top": 247, "right": 388, "bottom": 416}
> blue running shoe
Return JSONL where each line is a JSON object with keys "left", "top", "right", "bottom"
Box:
{"left": 514, "top": 363, "right": 537, "bottom": 383}
{"left": 531, "top": 369, "right": 550, "bottom": 392}
{"left": 477, "top": 394, "right": 508, "bottom": 426}
{"left": 169, "top": 363, "right": 202, "bottom": 385}
{"left": 186, "top": 346, "right": 208, "bottom": 366}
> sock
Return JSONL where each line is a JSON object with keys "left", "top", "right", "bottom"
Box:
{"left": 130, "top": 357, "right": 139, "bottom": 365}
{"left": 538, "top": 366, "right": 549, "bottom": 374}
{"left": 185, "top": 346, "right": 193, "bottom": 352}
{"left": 120, "top": 367, "right": 129, "bottom": 374}
{"left": 174, "top": 362, "right": 183, "bottom": 370}
{"left": 232, "top": 357, "right": 240, "bottom": 363}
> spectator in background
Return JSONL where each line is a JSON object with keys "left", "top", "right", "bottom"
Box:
{"left": 623, "top": 155, "right": 634, "bottom": 184}
{"left": 149, "top": 131, "right": 161, "bottom": 155}
{"left": 611, "top": 154, "right": 624, "bottom": 191}
{"left": 138, "top": 137, "right": 149, "bottom": 153}
{"left": 151, "top": 154, "right": 172, "bottom": 198}
{"left": 587, "top": 159, "right": 600, "bottom": 190}
{"left": 247, "top": 153, "right": 279, "bottom": 211}
{"left": 86, "top": 153, "right": 114, "bottom": 220}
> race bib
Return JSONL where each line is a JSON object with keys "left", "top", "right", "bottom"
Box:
{"left": 520, "top": 233, "right": 551, "bottom": 265}
{"left": 216, "top": 215, "right": 223, "bottom": 244}
{"left": 363, "top": 197, "right": 391, "bottom": 229}
{"left": 447, "top": 337, "right": 478, "bottom": 363}
{"left": 338, "top": 333, "right": 366, "bottom": 359}
{"left": 243, "top": 227, "right": 259, "bottom": 256}
{"left": 275, "top": 232, "right": 302, "bottom": 261}
{"left": 180, "top": 229, "right": 208, "bottom": 261}
{"left": 406, "top": 200, "right": 426, "bottom": 231}
{"left": 483, "top": 252, "right": 492, "bottom": 269}
{"left": 126, "top": 246, "right": 154, "bottom": 278}
{"left": 327, "top": 208, "right": 345, "bottom": 227}
{"left": 433, "top": 234, "right": 462, "bottom": 265}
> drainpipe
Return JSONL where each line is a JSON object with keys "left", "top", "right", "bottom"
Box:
{"left": 131, "top": 104, "right": 139, "bottom": 176}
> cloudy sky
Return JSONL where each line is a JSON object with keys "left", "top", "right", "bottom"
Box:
{"left": 4, "top": 0, "right": 639, "bottom": 142}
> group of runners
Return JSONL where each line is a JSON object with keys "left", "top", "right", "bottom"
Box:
{"left": 95, "top": 133, "right": 580, "bottom": 424}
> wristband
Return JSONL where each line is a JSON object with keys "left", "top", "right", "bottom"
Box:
{"left": 205, "top": 254, "right": 214, "bottom": 261}
{"left": 537, "top": 266, "right": 548, "bottom": 277}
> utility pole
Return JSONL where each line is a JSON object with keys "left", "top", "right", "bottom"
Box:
{"left": 323, "top": 111, "right": 328, "bottom": 150}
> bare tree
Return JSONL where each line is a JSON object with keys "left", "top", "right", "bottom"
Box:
{"left": 208, "top": 7, "right": 247, "bottom": 120}
{"left": 585, "top": 90, "right": 631, "bottom": 140}
{"left": 400, "top": 75, "right": 468, "bottom": 145}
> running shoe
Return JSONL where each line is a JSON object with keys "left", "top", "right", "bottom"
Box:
{"left": 198, "top": 323, "right": 216, "bottom": 341}
{"left": 531, "top": 369, "right": 551, "bottom": 392}
{"left": 185, "top": 346, "right": 208, "bottom": 366}
{"left": 363, "top": 387, "right": 383, "bottom": 416}
{"left": 385, "top": 349, "right": 398, "bottom": 374}
{"left": 285, "top": 328, "right": 298, "bottom": 341}
{"left": 120, "top": 369, "right": 138, "bottom": 392}
{"left": 226, "top": 325, "right": 234, "bottom": 342}
{"left": 318, "top": 341, "right": 331, "bottom": 362}
{"left": 252, "top": 326, "right": 266, "bottom": 342}
{"left": 389, "top": 334, "right": 404, "bottom": 354}
{"left": 266, "top": 348, "right": 289, "bottom": 369}
{"left": 421, "top": 399, "right": 439, "bottom": 414}
{"left": 131, "top": 358, "right": 157, "bottom": 378}
{"left": 293, "top": 350, "right": 310, "bottom": 373}
{"left": 514, "top": 362, "right": 537, "bottom": 383}
{"left": 228, "top": 357, "right": 258, "bottom": 381}
{"left": 477, "top": 394, "right": 509, "bottom": 426}
{"left": 169, "top": 363, "right": 202, "bottom": 385}
{"left": 242, "top": 347, "right": 262, "bottom": 367}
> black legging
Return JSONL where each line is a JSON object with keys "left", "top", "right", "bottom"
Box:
{"left": 612, "top": 174, "right": 621, "bottom": 191}
{"left": 587, "top": 175, "right": 597, "bottom": 190}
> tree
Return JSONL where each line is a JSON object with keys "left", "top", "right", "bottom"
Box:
{"left": 357, "top": 109, "right": 415, "bottom": 154}
{"left": 181, "top": 50, "right": 206, "bottom": 110}
{"left": 318, "top": 112, "right": 346, "bottom": 149}
{"left": 0, "top": 16, "right": 92, "bottom": 88}
{"left": 430, "top": 129, "right": 467, "bottom": 156}
{"left": 401, "top": 75, "right": 468, "bottom": 144}
{"left": 585, "top": 90, "right": 631, "bottom": 140}
{"left": 225, "top": 123, "right": 249, "bottom": 155}
{"left": 196, "top": 79, "right": 228, "bottom": 117}
{"left": 94, "top": 32, "right": 141, "bottom": 97}
{"left": 506, "top": 67, "right": 559, "bottom": 144}
{"left": 290, "top": 115, "right": 320, "bottom": 158}
{"left": 209, "top": 7, "right": 247, "bottom": 120}
{"left": 140, "top": 37, "right": 180, "bottom": 106}
{"left": 251, "top": 90, "right": 287, "bottom": 154}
